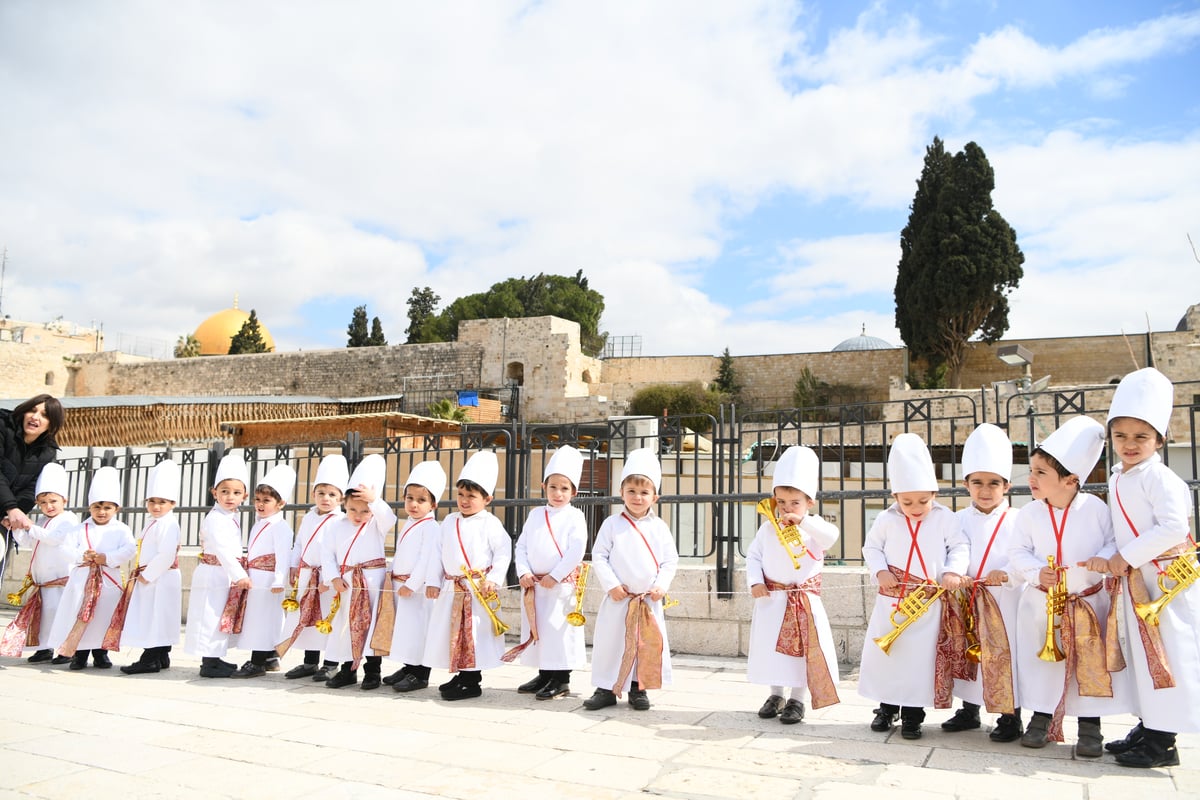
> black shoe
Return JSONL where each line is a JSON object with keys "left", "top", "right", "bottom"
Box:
{"left": 870, "top": 708, "right": 897, "bottom": 732}
{"left": 51, "top": 654, "right": 72, "bottom": 665}
{"left": 780, "top": 699, "right": 805, "bottom": 725}
{"left": 1106, "top": 722, "right": 1146, "bottom": 754}
{"left": 628, "top": 689, "right": 651, "bottom": 711}
{"left": 382, "top": 668, "right": 408, "bottom": 686}
{"left": 264, "top": 658, "right": 281, "bottom": 672}
{"left": 1115, "top": 740, "right": 1180, "bottom": 769}
{"left": 219, "top": 659, "right": 238, "bottom": 670}
{"left": 518, "top": 673, "right": 551, "bottom": 694}
{"left": 199, "top": 662, "right": 236, "bottom": 678}
{"left": 757, "top": 694, "right": 785, "bottom": 719}
{"left": 69, "top": 653, "right": 88, "bottom": 670}
{"left": 583, "top": 688, "right": 617, "bottom": 710}
{"left": 438, "top": 675, "right": 465, "bottom": 692}
{"left": 535, "top": 680, "right": 570, "bottom": 700}
{"left": 1021, "top": 715, "right": 1050, "bottom": 749}
{"left": 361, "top": 673, "right": 382, "bottom": 691}
{"left": 92, "top": 651, "right": 112, "bottom": 669}
{"left": 990, "top": 714, "right": 1024, "bottom": 743}
{"left": 392, "top": 673, "right": 429, "bottom": 693}
{"left": 27, "top": 649, "right": 53, "bottom": 663}
{"left": 120, "top": 661, "right": 160, "bottom": 675}
{"left": 440, "top": 681, "right": 483, "bottom": 701}
{"left": 900, "top": 719, "right": 923, "bottom": 740}
{"left": 231, "top": 661, "right": 267, "bottom": 679}
{"left": 285, "top": 663, "right": 318, "bottom": 679}
{"left": 325, "top": 669, "right": 358, "bottom": 689}
{"left": 941, "top": 706, "right": 981, "bottom": 732}
{"left": 311, "top": 665, "right": 330, "bottom": 682}
{"left": 158, "top": 651, "right": 171, "bottom": 669}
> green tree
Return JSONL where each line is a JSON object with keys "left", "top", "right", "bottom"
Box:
{"left": 174, "top": 333, "right": 201, "bottom": 358}
{"left": 228, "top": 309, "right": 270, "bottom": 354}
{"left": 627, "top": 382, "right": 722, "bottom": 432}
{"left": 368, "top": 317, "right": 387, "bottom": 346}
{"left": 405, "top": 286, "right": 440, "bottom": 343}
{"left": 347, "top": 305, "right": 370, "bottom": 347}
{"left": 712, "top": 347, "right": 742, "bottom": 400}
{"left": 894, "top": 137, "right": 1024, "bottom": 388}
{"left": 426, "top": 398, "right": 469, "bottom": 422}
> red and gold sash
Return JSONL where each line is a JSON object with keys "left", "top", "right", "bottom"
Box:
{"left": 275, "top": 559, "right": 324, "bottom": 657}
{"left": 612, "top": 593, "right": 665, "bottom": 696}
{"left": 101, "top": 564, "right": 146, "bottom": 651}
{"left": 501, "top": 573, "right": 546, "bottom": 664}
{"left": 1044, "top": 579, "right": 1109, "bottom": 742}
{"left": 763, "top": 575, "right": 840, "bottom": 709}
{"left": 0, "top": 575, "right": 68, "bottom": 656}
{"left": 448, "top": 569, "right": 488, "bottom": 672}
{"left": 344, "top": 558, "right": 387, "bottom": 667}
{"left": 881, "top": 565, "right": 961, "bottom": 709}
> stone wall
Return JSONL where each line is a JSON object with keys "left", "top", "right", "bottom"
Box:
{"left": 0, "top": 318, "right": 105, "bottom": 399}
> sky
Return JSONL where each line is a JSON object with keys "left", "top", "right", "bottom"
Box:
{"left": 1, "top": 0, "right": 1198, "bottom": 361}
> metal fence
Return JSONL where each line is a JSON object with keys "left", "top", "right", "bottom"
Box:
{"left": 20, "top": 384, "right": 1200, "bottom": 598}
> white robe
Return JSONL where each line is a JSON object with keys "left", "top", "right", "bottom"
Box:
{"left": 320, "top": 497, "right": 396, "bottom": 663}
{"left": 284, "top": 507, "right": 342, "bottom": 653}
{"left": 857, "top": 503, "right": 969, "bottom": 707}
{"left": 422, "top": 509, "right": 512, "bottom": 671}
{"left": 951, "top": 502, "right": 1023, "bottom": 708}
{"left": 1108, "top": 455, "right": 1200, "bottom": 733}
{"left": 385, "top": 512, "right": 438, "bottom": 665}
{"left": 1008, "top": 492, "right": 1131, "bottom": 717}
{"left": 745, "top": 513, "right": 840, "bottom": 693}
{"left": 236, "top": 512, "right": 292, "bottom": 651}
{"left": 184, "top": 506, "right": 247, "bottom": 658}
{"left": 12, "top": 511, "right": 80, "bottom": 650}
{"left": 513, "top": 504, "right": 588, "bottom": 670}
{"left": 590, "top": 509, "right": 677, "bottom": 692}
{"left": 46, "top": 518, "right": 136, "bottom": 651}
{"left": 119, "top": 512, "right": 182, "bottom": 649}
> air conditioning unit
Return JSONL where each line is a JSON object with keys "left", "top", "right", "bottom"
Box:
{"left": 607, "top": 416, "right": 659, "bottom": 456}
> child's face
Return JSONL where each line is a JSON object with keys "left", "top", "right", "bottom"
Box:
{"left": 36, "top": 492, "right": 65, "bottom": 518}
{"left": 312, "top": 484, "right": 343, "bottom": 514}
{"left": 965, "top": 472, "right": 1009, "bottom": 514}
{"left": 89, "top": 501, "right": 119, "bottom": 525}
{"left": 1028, "top": 453, "right": 1075, "bottom": 506}
{"left": 1110, "top": 417, "right": 1161, "bottom": 471}
{"left": 621, "top": 478, "right": 658, "bottom": 518}
{"left": 773, "top": 486, "right": 813, "bottom": 518}
{"left": 894, "top": 491, "right": 935, "bottom": 522}
{"left": 404, "top": 485, "right": 435, "bottom": 520}
{"left": 212, "top": 480, "right": 246, "bottom": 512}
{"left": 543, "top": 474, "right": 576, "bottom": 509}
{"left": 146, "top": 497, "right": 176, "bottom": 519}
{"left": 345, "top": 495, "right": 374, "bottom": 525}
{"left": 456, "top": 485, "right": 490, "bottom": 517}
{"left": 254, "top": 488, "right": 285, "bottom": 518}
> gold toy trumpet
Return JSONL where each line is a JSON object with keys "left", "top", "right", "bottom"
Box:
{"left": 461, "top": 566, "right": 509, "bottom": 636}
{"left": 566, "top": 563, "right": 590, "bottom": 627}
{"left": 280, "top": 577, "right": 300, "bottom": 612}
{"left": 7, "top": 573, "right": 34, "bottom": 607}
{"left": 756, "top": 497, "right": 807, "bottom": 569}
{"left": 1038, "top": 556, "right": 1067, "bottom": 663}
{"left": 874, "top": 584, "right": 945, "bottom": 654}
{"left": 957, "top": 588, "right": 982, "bottom": 663}
{"left": 315, "top": 593, "right": 341, "bottom": 635}
{"left": 1134, "top": 549, "right": 1200, "bottom": 627}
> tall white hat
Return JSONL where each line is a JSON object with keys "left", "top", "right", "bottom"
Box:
{"left": 213, "top": 452, "right": 250, "bottom": 489}
{"left": 347, "top": 454, "right": 387, "bottom": 496}
{"left": 145, "top": 459, "right": 181, "bottom": 504}
{"left": 1107, "top": 367, "right": 1173, "bottom": 436}
{"left": 406, "top": 460, "right": 447, "bottom": 502}
{"left": 772, "top": 446, "right": 819, "bottom": 499}
{"left": 961, "top": 423, "right": 1013, "bottom": 482}
{"left": 457, "top": 450, "right": 498, "bottom": 496}
{"left": 1039, "top": 416, "right": 1106, "bottom": 481}
{"left": 35, "top": 462, "right": 69, "bottom": 499}
{"left": 620, "top": 447, "right": 662, "bottom": 492}
{"left": 543, "top": 445, "right": 583, "bottom": 488}
{"left": 313, "top": 454, "right": 350, "bottom": 493}
{"left": 258, "top": 464, "right": 297, "bottom": 503}
{"left": 887, "top": 433, "right": 938, "bottom": 493}
{"left": 88, "top": 466, "right": 122, "bottom": 507}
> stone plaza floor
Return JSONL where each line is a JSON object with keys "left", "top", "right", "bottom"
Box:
{"left": 1, "top": 624, "right": 1196, "bottom": 799}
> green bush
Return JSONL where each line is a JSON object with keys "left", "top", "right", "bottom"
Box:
{"left": 628, "top": 382, "right": 721, "bottom": 432}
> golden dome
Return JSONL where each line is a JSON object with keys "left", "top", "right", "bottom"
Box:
{"left": 193, "top": 298, "right": 276, "bottom": 355}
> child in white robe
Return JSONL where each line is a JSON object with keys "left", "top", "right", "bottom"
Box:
{"left": 113, "top": 459, "right": 183, "bottom": 674}
{"left": 747, "top": 445, "right": 840, "bottom": 724}
{"left": 859, "top": 433, "right": 968, "bottom": 740}
{"left": 1103, "top": 368, "right": 1199, "bottom": 768}
{"left": 510, "top": 446, "right": 588, "bottom": 701}
{"left": 382, "top": 460, "right": 445, "bottom": 693}
{"left": 0, "top": 463, "right": 78, "bottom": 663}
{"left": 422, "top": 450, "right": 512, "bottom": 701}
{"left": 584, "top": 447, "right": 678, "bottom": 712}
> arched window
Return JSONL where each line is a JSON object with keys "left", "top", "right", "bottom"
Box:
{"left": 506, "top": 361, "right": 524, "bottom": 387}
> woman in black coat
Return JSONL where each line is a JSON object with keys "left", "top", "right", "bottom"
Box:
{"left": 1, "top": 394, "right": 65, "bottom": 532}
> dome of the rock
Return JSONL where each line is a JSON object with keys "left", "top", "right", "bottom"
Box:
{"left": 193, "top": 300, "right": 275, "bottom": 355}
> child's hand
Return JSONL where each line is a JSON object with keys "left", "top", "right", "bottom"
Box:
{"left": 318, "top": 582, "right": 331, "bottom": 594}
{"left": 289, "top": 568, "right": 298, "bottom": 584}
{"left": 608, "top": 585, "right": 629, "bottom": 601}
{"left": 648, "top": 586, "right": 666, "bottom": 601}
{"left": 234, "top": 577, "right": 251, "bottom": 590}
{"left": 538, "top": 575, "right": 558, "bottom": 590}
{"left": 876, "top": 570, "right": 899, "bottom": 590}
{"left": 425, "top": 586, "right": 441, "bottom": 600}
{"left": 1080, "top": 556, "right": 1109, "bottom": 574}
{"left": 82, "top": 549, "right": 98, "bottom": 564}
{"left": 1108, "top": 552, "right": 1132, "bottom": 576}
{"left": 519, "top": 574, "right": 536, "bottom": 589}
{"left": 270, "top": 586, "right": 283, "bottom": 594}
{"left": 1038, "top": 565, "right": 1059, "bottom": 590}
{"left": 332, "top": 577, "right": 349, "bottom": 593}
{"left": 354, "top": 484, "right": 377, "bottom": 503}
{"left": 939, "top": 572, "right": 963, "bottom": 591}
{"left": 137, "top": 575, "right": 150, "bottom": 585}
{"left": 779, "top": 512, "right": 805, "bottom": 527}
{"left": 398, "top": 586, "right": 414, "bottom": 598}
{"left": 750, "top": 583, "right": 769, "bottom": 599}
{"left": 479, "top": 580, "right": 497, "bottom": 596}
{"left": 983, "top": 569, "right": 1008, "bottom": 586}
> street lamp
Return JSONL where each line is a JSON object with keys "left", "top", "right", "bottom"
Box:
{"left": 996, "top": 343, "right": 1033, "bottom": 391}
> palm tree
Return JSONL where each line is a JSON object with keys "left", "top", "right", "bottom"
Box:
{"left": 426, "top": 398, "right": 470, "bottom": 422}
{"left": 174, "top": 333, "right": 201, "bottom": 358}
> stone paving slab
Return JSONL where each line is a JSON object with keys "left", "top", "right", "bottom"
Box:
{"left": 1, "top": 628, "right": 1197, "bottom": 799}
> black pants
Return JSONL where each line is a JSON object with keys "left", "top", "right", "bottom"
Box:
{"left": 340, "top": 655, "right": 382, "bottom": 675}
{"left": 537, "top": 668, "right": 571, "bottom": 683}
{"left": 878, "top": 703, "right": 925, "bottom": 723}
{"left": 303, "top": 649, "right": 338, "bottom": 668}
{"left": 405, "top": 663, "right": 432, "bottom": 680}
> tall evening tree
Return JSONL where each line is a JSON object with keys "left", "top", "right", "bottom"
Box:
{"left": 368, "top": 316, "right": 387, "bottom": 346}
{"left": 405, "top": 286, "right": 440, "bottom": 343}
{"left": 712, "top": 347, "right": 742, "bottom": 401}
{"left": 228, "top": 309, "right": 270, "bottom": 354}
{"left": 894, "top": 137, "right": 1024, "bottom": 387}
{"left": 347, "top": 305, "right": 370, "bottom": 347}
